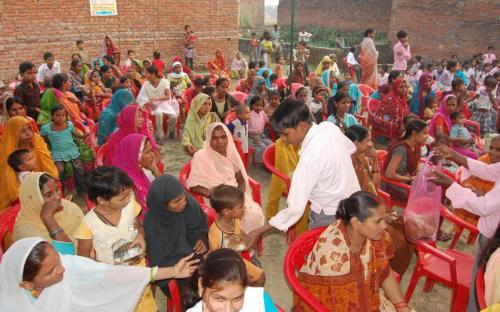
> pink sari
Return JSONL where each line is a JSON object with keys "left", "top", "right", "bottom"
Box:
{"left": 360, "top": 37, "right": 379, "bottom": 89}
{"left": 112, "top": 134, "right": 152, "bottom": 218}
{"left": 104, "top": 105, "right": 157, "bottom": 165}
{"left": 186, "top": 122, "right": 265, "bottom": 232}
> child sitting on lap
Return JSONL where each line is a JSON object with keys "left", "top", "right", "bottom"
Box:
{"left": 208, "top": 185, "right": 265, "bottom": 286}
{"left": 7, "top": 148, "right": 38, "bottom": 183}
{"left": 450, "top": 111, "right": 480, "bottom": 157}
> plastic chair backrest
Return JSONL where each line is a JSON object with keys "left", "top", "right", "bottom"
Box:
{"left": 263, "top": 144, "right": 275, "bottom": 167}
{"left": 377, "top": 189, "right": 393, "bottom": 210}
{"left": 476, "top": 267, "right": 487, "bottom": 310}
{"left": 167, "top": 279, "right": 182, "bottom": 312}
{"left": 358, "top": 84, "right": 375, "bottom": 97}
{"left": 0, "top": 204, "right": 21, "bottom": 252}
{"left": 200, "top": 204, "right": 218, "bottom": 226}
{"left": 367, "top": 98, "right": 381, "bottom": 113}
{"left": 284, "top": 226, "right": 330, "bottom": 312}
{"left": 95, "top": 142, "right": 109, "bottom": 167}
{"left": 224, "top": 111, "right": 238, "bottom": 125}
{"left": 179, "top": 162, "right": 205, "bottom": 204}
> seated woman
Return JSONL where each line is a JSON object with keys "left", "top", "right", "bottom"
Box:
{"left": 206, "top": 49, "right": 227, "bottom": 79}
{"left": 167, "top": 61, "right": 192, "bottom": 92}
{"left": 0, "top": 116, "right": 58, "bottom": 213}
{"left": 346, "top": 125, "right": 415, "bottom": 275}
{"left": 182, "top": 93, "right": 220, "bottom": 156}
{"left": 374, "top": 78, "right": 409, "bottom": 137}
{"left": 429, "top": 94, "right": 478, "bottom": 159}
{"left": 211, "top": 77, "right": 237, "bottom": 120}
{"left": 87, "top": 68, "right": 113, "bottom": 120}
{"left": 124, "top": 65, "right": 143, "bottom": 98}
{"left": 314, "top": 55, "right": 333, "bottom": 78}
{"left": 296, "top": 191, "right": 411, "bottom": 312}
{"left": 409, "top": 73, "right": 435, "bottom": 117}
{"left": 137, "top": 65, "right": 178, "bottom": 141}
{"left": 143, "top": 174, "right": 208, "bottom": 297}
{"left": 12, "top": 172, "right": 83, "bottom": 254}
{"left": 0, "top": 237, "right": 198, "bottom": 311}
{"left": 0, "top": 97, "right": 39, "bottom": 136}
{"left": 105, "top": 105, "right": 156, "bottom": 165}
{"left": 238, "top": 68, "right": 256, "bottom": 94}
{"left": 38, "top": 73, "right": 86, "bottom": 126}
{"left": 187, "top": 122, "right": 265, "bottom": 232}
{"left": 97, "top": 88, "right": 134, "bottom": 145}
{"left": 382, "top": 119, "right": 428, "bottom": 202}
{"left": 327, "top": 91, "right": 359, "bottom": 133}
{"left": 68, "top": 58, "right": 90, "bottom": 102}
{"left": 290, "top": 61, "right": 306, "bottom": 85}
{"left": 112, "top": 134, "right": 160, "bottom": 217}
{"left": 185, "top": 248, "right": 277, "bottom": 312}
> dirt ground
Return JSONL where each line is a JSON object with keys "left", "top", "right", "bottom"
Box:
{"left": 155, "top": 136, "right": 477, "bottom": 312}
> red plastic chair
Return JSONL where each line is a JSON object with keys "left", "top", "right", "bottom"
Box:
{"left": 276, "top": 305, "right": 285, "bottom": 312}
{"left": 284, "top": 226, "right": 330, "bottom": 312}
{"left": 404, "top": 206, "right": 480, "bottom": 312}
{"left": 95, "top": 142, "right": 109, "bottom": 167}
{"left": 376, "top": 150, "right": 411, "bottom": 207}
{"left": 476, "top": 267, "right": 487, "bottom": 310}
{"left": 179, "top": 162, "right": 205, "bottom": 205}
{"left": 0, "top": 204, "right": 20, "bottom": 253}
{"left": 233, "top": 137, "right": 255, "bottom": 170}
{"left": 166, "top": 279, "right": 182, "bottom": 312}
{"left": 357, "top": 84, "right": 375, "bottom": 97}
{"left": 367, "top": 98, "right": 399, "bottom": 142}
{"left": 200, "top": 203, "right": 218, "bottom": 226}
{"left": 360, "top": 96, "right": 370, "bottom": 114}
{"left": 224, "top": 111, "right": 237, "bottom": 125}
{"left": 463, "top": 119, "right": 485, "bottom": 150}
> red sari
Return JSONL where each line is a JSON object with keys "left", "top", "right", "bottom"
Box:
{"left": 376, "top": 79, "right": 409, "bottom": 137}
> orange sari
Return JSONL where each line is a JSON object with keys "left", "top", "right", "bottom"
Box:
{"left": 360, "top": 37, "right": 379, "bottom": 89}
{"left": 296, "top": 221, "right": 394, "bottom": 312}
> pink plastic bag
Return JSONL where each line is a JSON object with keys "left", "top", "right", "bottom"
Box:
{"left": 404, "top": 159, "right": 442, "bottom": 243}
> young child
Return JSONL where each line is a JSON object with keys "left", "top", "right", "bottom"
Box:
{"left": 87, "top": 69, "right": 112, "bottom": 119}
{"left": 309, "top": 85, "right": 328, "bottom": 123}
{"left": 113, "top": 75, "right": 133, "bottom": 93}
{"left": 264, "top": 91, "right": 280, "bottom": 119}
{"left": 74, "top": 166, "right": 157, "bottom": 311}
{"left": 469, "top": 76, "right": 498, "bottom": 135}
{"left": 450, "top": 111, "right": 480, "bottom": 156}
{"left": 260, "top": 31, "right": 274, "bottom": 68}
{"left": 377, "top": 64, "right": 389, "bottom": 86}
{"left": 7, "top": 148, "right": 38, "bottom": 183}
{"left": 14, "top": 61, "right": 41, "bottom": 120}
{"left": 231, "top": 51, "right": 248, "bottom": 80}
{"left": 423, "top": 94, "right": 438, "bottom": 121}
{"left": 410, "top": 55, "right": 422, "bottom": 75}
{"left": 37, "top": 51, "right": 61, "bottom": 88}
{"left": 208, "top": 185, "right": 265, "bottom": 286}
{"left": 227, "top": 104, "right": 250, "bottom": 154}
{"left": 167, "top": 61, "right": 192, "bottom": 92}
{"left": 248, "top": 95, "right": 273, "bottom": 163}
{"left": 343, "top": 71, "right": 363, "bottom": 114}
{"left": 184, "top": 25, "right": 197, "bottom": 70}
{"left": 434, "top": 133, "right": 460, "bottom": 174}
{"left": 152, "top": 50, "right": 165, "bottom": 77}
{"left": 125, "top": 49, "right": 136, "bottom": 68}
{"left": 249, "top": 32, "right": 259, "bottom": 63}
{"left": 40, "top": 105, "right": 87, "bottom": 192}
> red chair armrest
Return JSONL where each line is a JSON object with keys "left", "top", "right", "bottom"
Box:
{"left": 416, "top": 241, "right": 458, "bottom": 285}
{"left": 440, "top": 206, "right": 479, "bottom": 235}
{"left": 380, "top": 176, "right": 412, "bottom": 194}
{"left": 464, "top": 120, "right": 481, "bottom": 137}
{"left": 248, "top": 177, "right": 262, "bottom": 206}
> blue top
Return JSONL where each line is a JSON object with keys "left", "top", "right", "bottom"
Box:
{"left": 41, "top": 121, "right": 80, "bottom": 161}
{"left": 327, "top": 113, "right": 360, "bottom": 128}
{"left": 450, "top": 124, "right": 471, "bottom": 140}
{"left": 263, "top": 291, "right": 278, "bottom": 312}
{"left": 97, "top": 89, "right": 134, "bottom": 145}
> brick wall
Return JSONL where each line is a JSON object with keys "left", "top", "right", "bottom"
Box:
{"left": 389, "top": 0, "right": 500, "bottom": 61}
{"left": 0, "top": 0, "right": 240, "bottom": 80}
{"left": 278, "top": 0, "right": 392, "bottom": 32}
{"left": 241, "top": 0, "right": 265, "bottom": 26}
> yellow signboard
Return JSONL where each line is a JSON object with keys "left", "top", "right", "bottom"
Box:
{"left": 89, "top": 0, "right": 118, "bottom": 16}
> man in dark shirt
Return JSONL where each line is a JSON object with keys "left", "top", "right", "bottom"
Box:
{"left": 14, "top": 61, "right": 41, "bottom": 120}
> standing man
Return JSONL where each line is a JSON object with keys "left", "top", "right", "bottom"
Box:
{"left": 247, "top": 99, "right": 361, "bottom": 246}
{"left": 392, "top": 30, "right": 411, "bottom": 72}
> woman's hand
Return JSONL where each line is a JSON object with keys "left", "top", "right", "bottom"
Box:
{"left": 185, "top": 145, "right": 198, "bottom": 156}
{"left": 131, "top": 232, "right": 147, "bottom": 252}
{"left": 193, "top": 239, "right": 207, "bottom": 254}
{"left": 40, "top": 198, "right": 63, "bottom": 221}
{"left": 173, "top": 254, "right": 200, "bottom": 278}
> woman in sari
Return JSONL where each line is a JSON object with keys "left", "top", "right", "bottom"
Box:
{"left": 314, "top": 56, "right": 332, "bottom": 78}
{"left": 187, "top": 122, "right": 265, "bottom": 232}
{"left": 375, "top": 79, "right": 409, "bottom": 137}
{"left": 68, "top": 59, "right": 90, "bottom": 102}
{"left": 211, "top": 77, "right": 237, "bottom": 120}
{"left": 206, "top": 49, "right": 227, "bottom": 78}
{"left": 12, "top": 172, "right": 83, "bottom": 254}
{"left": 409, "top": 73, "right": 435, "bottom": 116}
{"left": 0, "top": 97, "right": 39, "bottom": 136}
{"left": 429, "top": 94, "right": 478, "bottom": 159}
{"left": 125, "top": 65, "right": 143, "bottom": 98}
{"left": 0, "top": 237, "right": 198, "bottom": 312}
{"left": 38, "top": 73, "right": 85, "bottom": 126}
{"left": 296, "top": 191, "right": 411, "bottom": 312}
{"left": 182, "top": 93, "right": 220, "bottom": 155}
{"left": 346, "top": 125, "right": 415, "bottom": 275}
{"left": 0, "top": 116, "right": 58, "bottom": 213}
{"left": 101, "top": 35, "right": 120, "bottom": 65}
{"left": 97, "top": 88, "right": 134, "bottom": 145}
{"left": 104, "top": 105, "right": 156, "bottom": 165}
{"left": 360, "top": 28, "right": 379, "bottom": 89}
{"left": 112, "top": 134, "right": 160, "bottom": 217}
{"left": 290, "top": 61, "right": 306, "bottom": 84}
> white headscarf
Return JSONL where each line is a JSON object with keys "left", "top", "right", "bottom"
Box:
{"left": 0, "top": 237, "right": 152, "bottom": 312}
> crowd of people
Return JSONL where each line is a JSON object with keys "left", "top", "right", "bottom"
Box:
{"left": 0, "top": 24, "right": 499, "bottom": 312}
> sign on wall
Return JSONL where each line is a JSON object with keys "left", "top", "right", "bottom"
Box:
{"left": 89, "top": 0, "right": 118, "bottom": 16}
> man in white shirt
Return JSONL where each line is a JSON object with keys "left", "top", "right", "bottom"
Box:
{"left": 247, "top": 99, "right": 361, "bottom": 246}
{"left": 298, "top": 30, "right": 312, "bottom": 43}
{"left": 36, "top": 51, "right": 61, "bottom": 87}
{"left": 346, "top": 46, "right": 361, "bottom": 82}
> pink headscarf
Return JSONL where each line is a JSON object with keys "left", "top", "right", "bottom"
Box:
{"left": 112, "top": 134, "right": 152, "bottom": 217}
{"left": 104, "top": 105, "right": 157, "bottom": 165}
{"left": 429, "top": 94, "right": 456, "bottom": 137}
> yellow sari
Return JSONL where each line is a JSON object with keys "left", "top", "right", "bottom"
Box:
{"left": 0, "top": 117, "right": 59, "bottom": 213}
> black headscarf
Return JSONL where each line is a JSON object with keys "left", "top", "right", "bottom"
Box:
{"left": 143, "top": 174, "right": 208, "bottom": 291}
